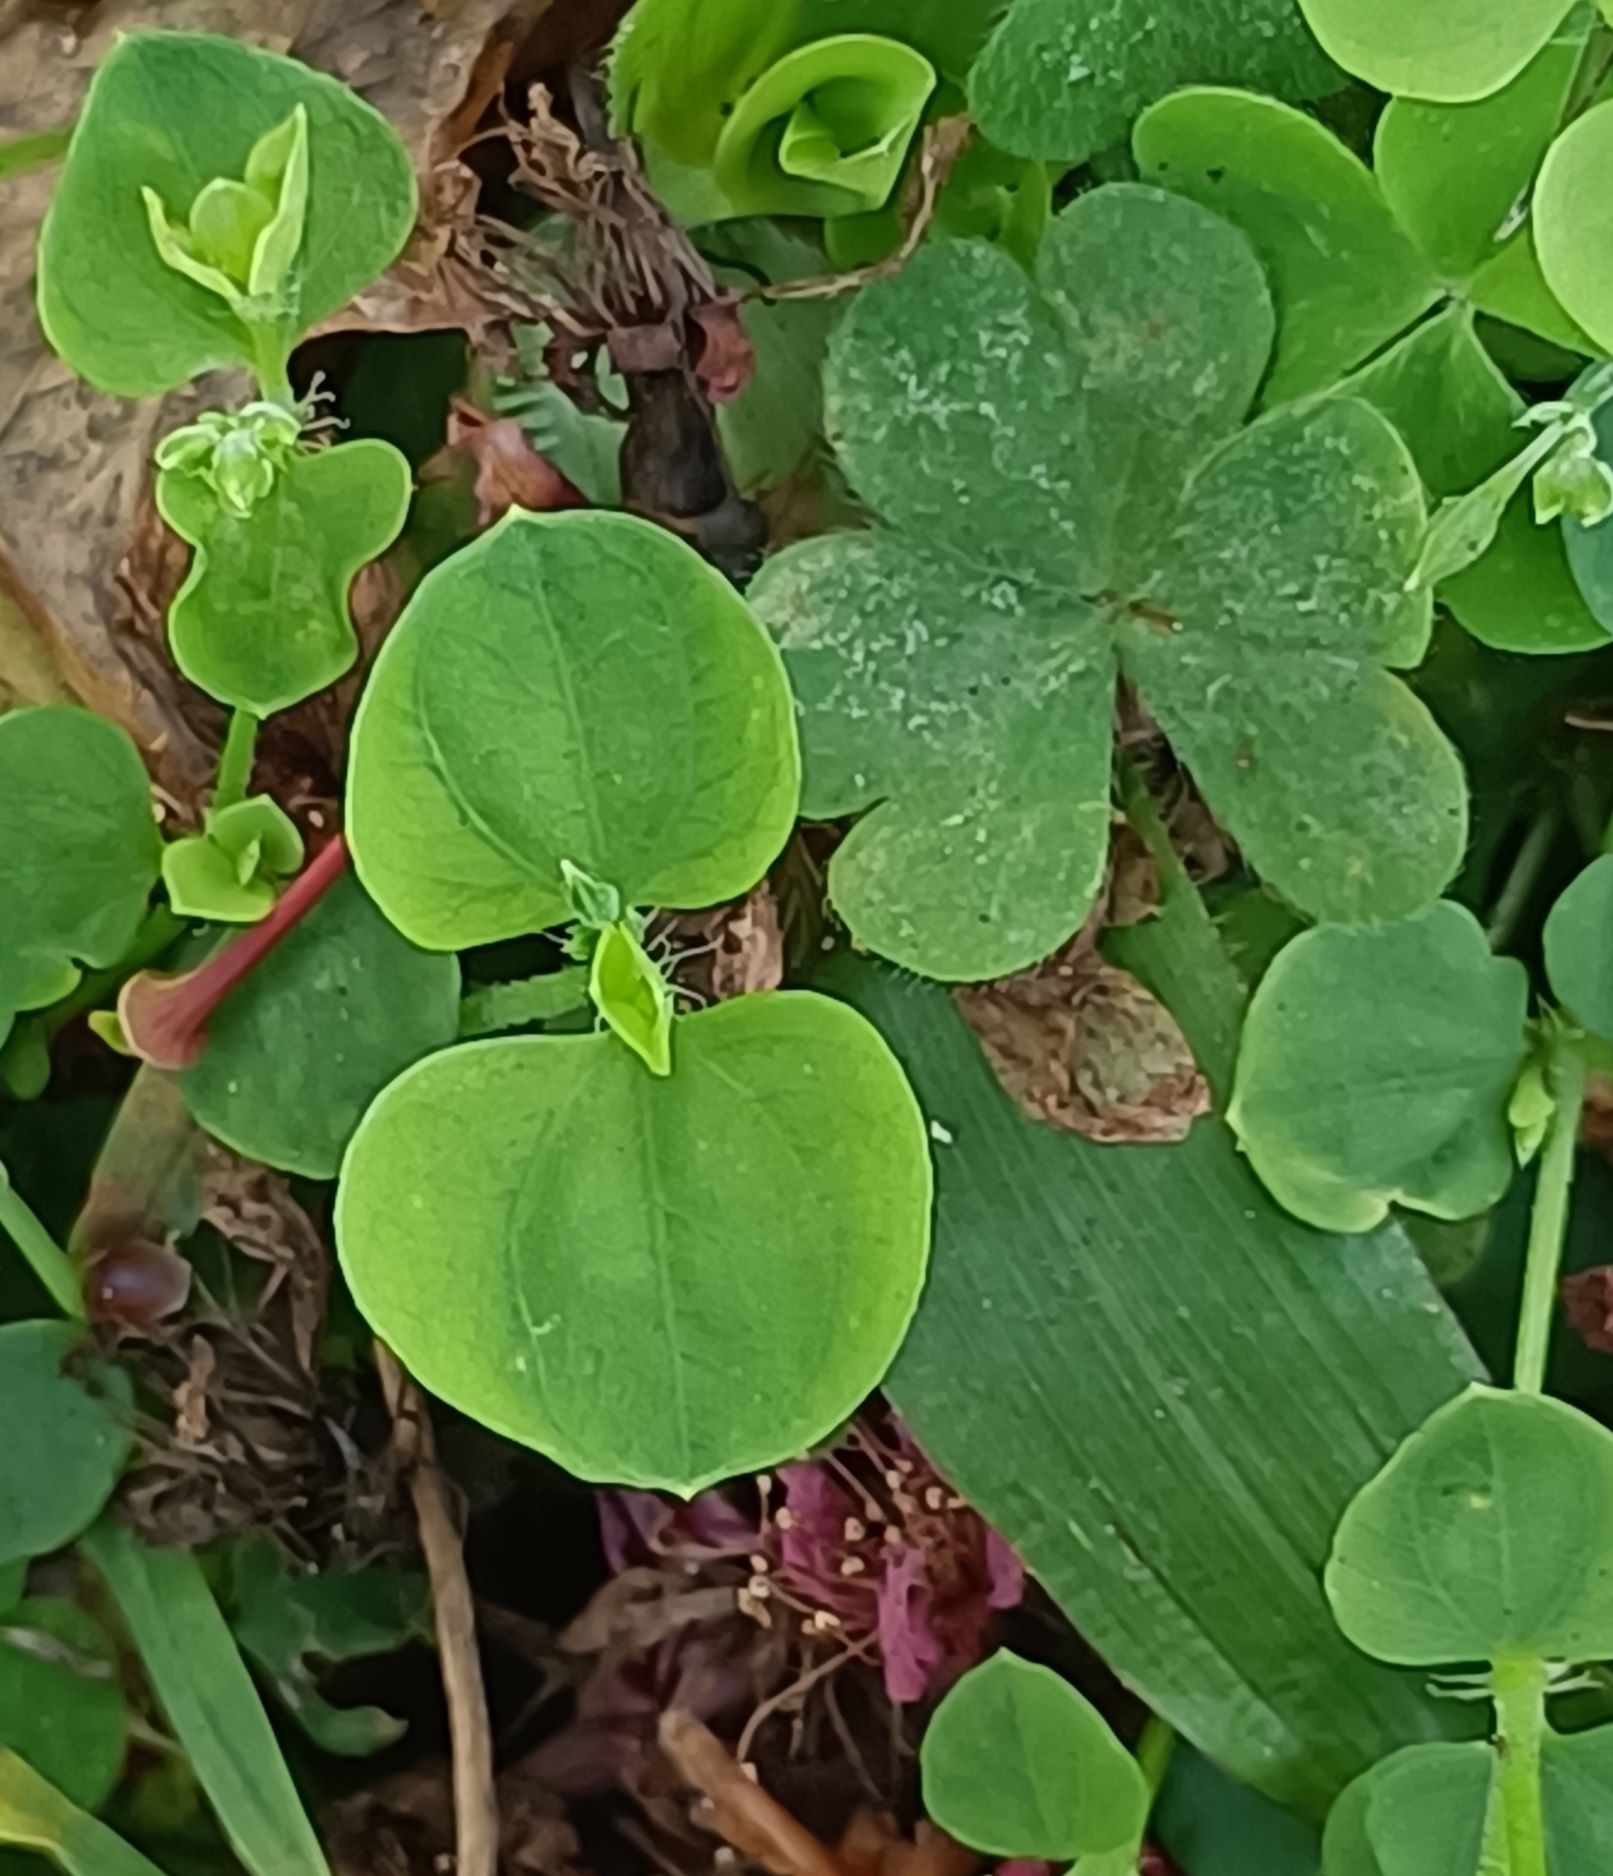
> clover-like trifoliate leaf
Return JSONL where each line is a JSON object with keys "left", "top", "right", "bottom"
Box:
{"left": 158, "top": 439, "right": 411, "bottom": 717}
{"left": 1296, "top": 0, "right": 1573, "bottom": 102}
{"left": 712, "top": 35, "right": 936, "bottom": 220}
{"left": 0, "top": 709, "right": 160, "bottom": 1042}
{"left": 162, "top": 796, "right": 304, "bottom": 925}
{"left": 0, "top": 1603, "right": 128, "bottom": 1813}
{"left": 750, "top": 186, "right": 1465, "bottom": 982}
{"left": 182, "top": 870, "right": 460, "bottom": 1180}
{"left": 920, "top": 1652, "right": 1147, "bottom": 1861}
{"left": 0, "top": 1324, "right": 130, "bottom": 1569}
{"left": 1322, "top": 1743, "right": 1497, "bottom": 1876}
{"left": 336, "top": 992, "right": 931, "bottom": 1492}
{"left": 349, "top": 510, "right": 800, "bottom": 952}
{"left": 37, "top": 32, "right": 416, "bottom": 399}
{"left": 1228, "top": 904, "right": 1529, "bottom": 1233}
{"left": 1325, "top": 1385, "right": 1613, "bottom": 1667}
{"left": 969, "top": 0, "right": 1338, "bottom": 164}
{"left": 1543, "top": 854, "right": 1613, "bottom": 1042}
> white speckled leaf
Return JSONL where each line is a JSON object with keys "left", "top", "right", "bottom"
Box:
{"left": 970, "top": 0, "right": 1338, "bottom": 164}
{"left": 751, "top": 186, "right": 1466, "bottom": 980}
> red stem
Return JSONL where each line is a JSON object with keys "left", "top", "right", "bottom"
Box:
{"left": 119, "top": 834, "right": 351, "bottom": 1070}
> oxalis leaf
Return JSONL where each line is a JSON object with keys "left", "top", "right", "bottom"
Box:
{"left": 0, "top": 710, "right": 160, "bottom": 1046}
{"left": 1326, "top": 1384, "right": 1613, "bottom": 1667}
{"left": 920, "top": 1651, "right": 1148, "bottom": 1861}
{"left": 337, "top": 993, "right": 932, "bottom": 1493}
{"left": 159, "top": 439, "right": 412, "bottom": 716}
{"left": 1322, "top": 1742, "right": 1498, "bottom": 1876}
{"left": 182, "top": 870, "right": 461, "bottom": 1180}
{"left": 750, "top": 186, "right": 1466, "bottom": 982}
{"left": 0, "top": 1602, "right": 128, "bottom": 1813}
{"left": 1296, "top": 0, "right": 1574, "bottom": 102}
{"left": 1229, "top": 904, "right": 1530, "bottom": 1233}
{"left": 0, "top": 1324, "right": 129, "bottom": 1568}
{"left": 348, "top": 510, "right": 800, "bottom": 952}
{"left": 37, "top": 31, "right": 415, "bottom": 399}
{"left": 969, "top": 0, "right": 1338, "bottom": 164}
{"left": 1544, "top": 854, "right": 1613, "bottom": 1042}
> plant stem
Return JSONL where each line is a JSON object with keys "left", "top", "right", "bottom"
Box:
{"left": 1514, "top": 1039, "right": 1589, "bottom": 1395}
{"left": 1136, "top": 1713, "right": 1176, "bottom": 1798}
{"left": 247, "top": 324, "right": 294, "bottom": 408}
{"left": 1486, "top": 812, "right": 1559, "bottom": 953}
{"left": 0, "top": 1164, "right": 84, "bottom": 1320}
{"left": 1493, "top": 1656, "right": 1549, "bottom": 1876}
{"left": 0, "top": 125, "right": 71, "bottom": 180}
{"left": 211, "top": 709, "right": 260, "bottom": 814}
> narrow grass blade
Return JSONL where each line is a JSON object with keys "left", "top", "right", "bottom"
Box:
{"left": 0, "top": 1747, "right": 168, "bottom": 1876}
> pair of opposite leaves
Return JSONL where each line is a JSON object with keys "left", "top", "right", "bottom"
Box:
{"left": 1229, "top": 859, "right": 1613, "bottom": 1235}
{"left": 36, "top": 31, "right": 419, "bottom": 716}
{"left": 339, "top": 511, "right": 932, "bottom": 1495}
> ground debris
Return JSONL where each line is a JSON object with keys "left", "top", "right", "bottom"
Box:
{"left": 957, "top": 827, "right": 1210, "bottom": 1145}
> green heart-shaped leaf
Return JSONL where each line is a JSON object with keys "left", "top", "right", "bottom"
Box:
{"left": 753, "top": 186, "right": 1466, "bottom": 981}
{"left": 1528, "top": 101, "right": 1613, "bottom": 357}
{"left": 0, "top": 710, "right": 160, "bottom": 1043}
{"left": 920, "top": 1651, "right": 1147, "bottom": 1861}
{"left": 1322, "top": 1743, "right": 1497, "bottom": 1876}
{"left": 970, "top": 0, "right": 1338, "bottom": 163}
{"left": 349, "top": 510, "right": 800, "bottom": 951}
{"left": 183, "top": 870, "right": 460, "bottom": 1179}
{"left": 713, "top": 35, "right": 936, "bottom": 219}
{"left": 1134, "top": 88, "right": 1438, "bottom": 405}
{"left": 159, "top": 439, "right": 411, "bottom": 716}
{"left": 1296, "top": 0, "right": 1573, "bottom": 103}
{"left": 0, "top": 1324, "right": 129, "bottom": 1568}
{"left": 1229, "top": 904, "right": 1529, "bottom": 1233}
{"left": 1544, "top": 854, "right": 1613, "bottom": 1042}
{"left": 37, "top": 32, "right": 415, "bottom": 398}
{"left": 336, "top": 992, "right": 931, "bottom": 1492}
{"left": 0, "top": 1603, "right": 128, "bottom": 1813}
{"left": 1326, "top": 1385, "right": 1613, "bottom": 1667}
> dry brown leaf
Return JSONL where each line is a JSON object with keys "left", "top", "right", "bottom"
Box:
{"left": 447, "top": 397, "right": 588, "bottom": 524}
{"left": 957, "top": 935, "right": 1210, "bottom": 1145}
{"left": 1562, "top": 1267, "right": 1613, "bottom": 1356}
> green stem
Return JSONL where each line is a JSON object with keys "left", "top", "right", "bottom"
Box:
{"left": 246, "top": 324, "right": 294, "bottom": 408}
{"left": 1514, "top": 1039, "right": 1589, "bottom": 1395}
{"left": 0, "top": 1164, "right": 84, "bottom": 1320}
{"left": 211, "top": 709, "right": 261, "bottom": 814}
{"left": 1493, "top": 1656, "right": 1550, "bottom": 1876}
{"left": 0, "top": 125, "right": 72, "bottom": 181}
{"left": 1135, "top": 1713, "right": 1176, "bottom": 1799}
{"left": 1486, "top": 812, "right": 1559, "bottom": 952}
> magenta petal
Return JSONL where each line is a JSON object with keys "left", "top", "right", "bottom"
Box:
{"left": 877, "top": 1543, "right": 943, "bottom": 1704}
{"left": 598, "top": 1490, "right": 674, "bottom": 1571}
{"left": 985, "top": 1529, "right": 1027, "bottom": 1610}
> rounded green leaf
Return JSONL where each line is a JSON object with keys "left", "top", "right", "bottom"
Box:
{"left": 1544, "top": 854, "right": 1613, "bottom": 1041}
{"left": 1542, "top": 1723, "right": 1613, "bottom": 1873}
{"left": 0, "top": 710, "right": 160, "bottom": 1037}
{"left": 1325, "top": 1384, "right": 1613, "bottom": 1666}
{"left": 1374, "top": 23, "right": 1589, "bottom": 284}
{"left": 1229, "top": 904, "right": 1529, "bottom": 1233}
{"left": 971, "top": 0, "right": 1339, "bottom": 164}
{"left": 1296, "top": 0, "right": 1572, "bottom": 103}
{"left": 37, "top": 32, "right": 416, "bottom": 398}
{"left": 159, "top": 439, "right": 411, "bottom": 716}
{"left": 1322, "top": 1743, "right": 1496, "bottom": 1876}
{"left": 182, "top": 870, "right": 461, "bottom": 1179}
{"left": 351, "top": 511, "right": 800, "bottom": 952}
{"left": 713, "top": 36, "right": 937, "bottom": 219}
{"left": 1534, "top": 101, "right": 1613, "bottom": 355}
{"left": 1134, "top": 88, "right": 1438, "bottom": 404}
{"left": 0, "top": 1603, "right": 128, "bottom": 1812}
{"left": 336, "top": 991, "right": 932, "bottom": 1492}
{"left": 0, "top": 1324, "right": 129, "bottom": 1568}
{"left": 920, "top": 1652, "right": 1147, "bottom": 1861}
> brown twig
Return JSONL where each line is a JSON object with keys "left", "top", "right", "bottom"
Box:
{"left": 376, "top": 1342, "right": 498, "bottom": 1876}
{"left": 750, "top": 118, "right": 974, "bottom": 304}
{"left": 659, "top": 1709, "right": 849, "bottom": 1876}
